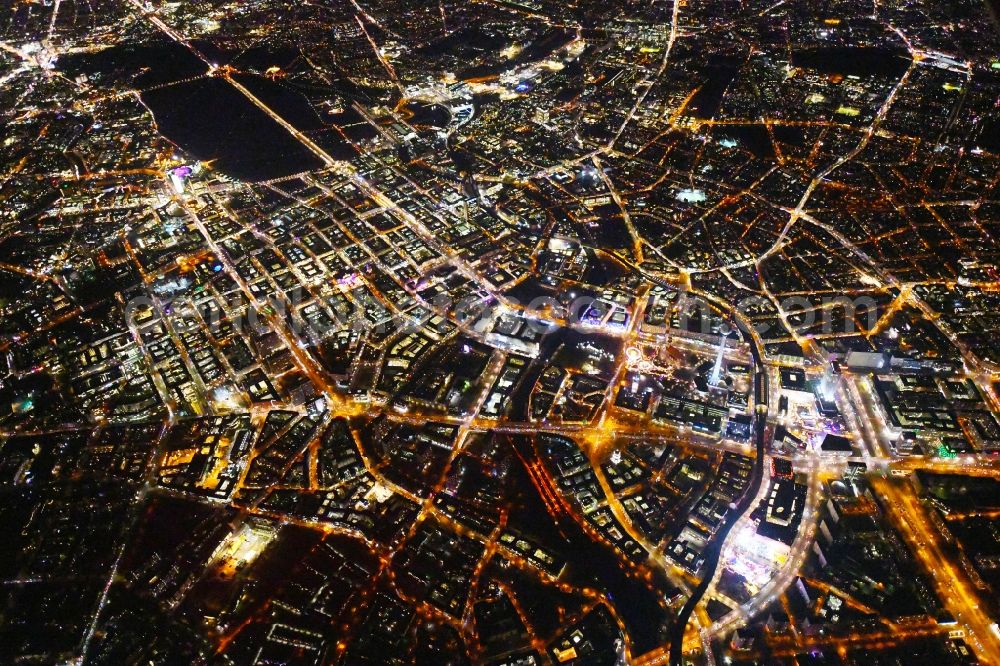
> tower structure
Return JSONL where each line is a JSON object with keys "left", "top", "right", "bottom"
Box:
{"left": 709, "top": 330, "right": 727, "bottom": 387}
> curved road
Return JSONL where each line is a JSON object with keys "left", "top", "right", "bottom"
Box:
{"left": 668, "top": 319, "right": 769, "bottom": 665}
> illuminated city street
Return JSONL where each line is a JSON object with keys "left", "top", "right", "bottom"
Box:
{"left": 2, "top": 0, "right": 1000, "bottom": 665}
